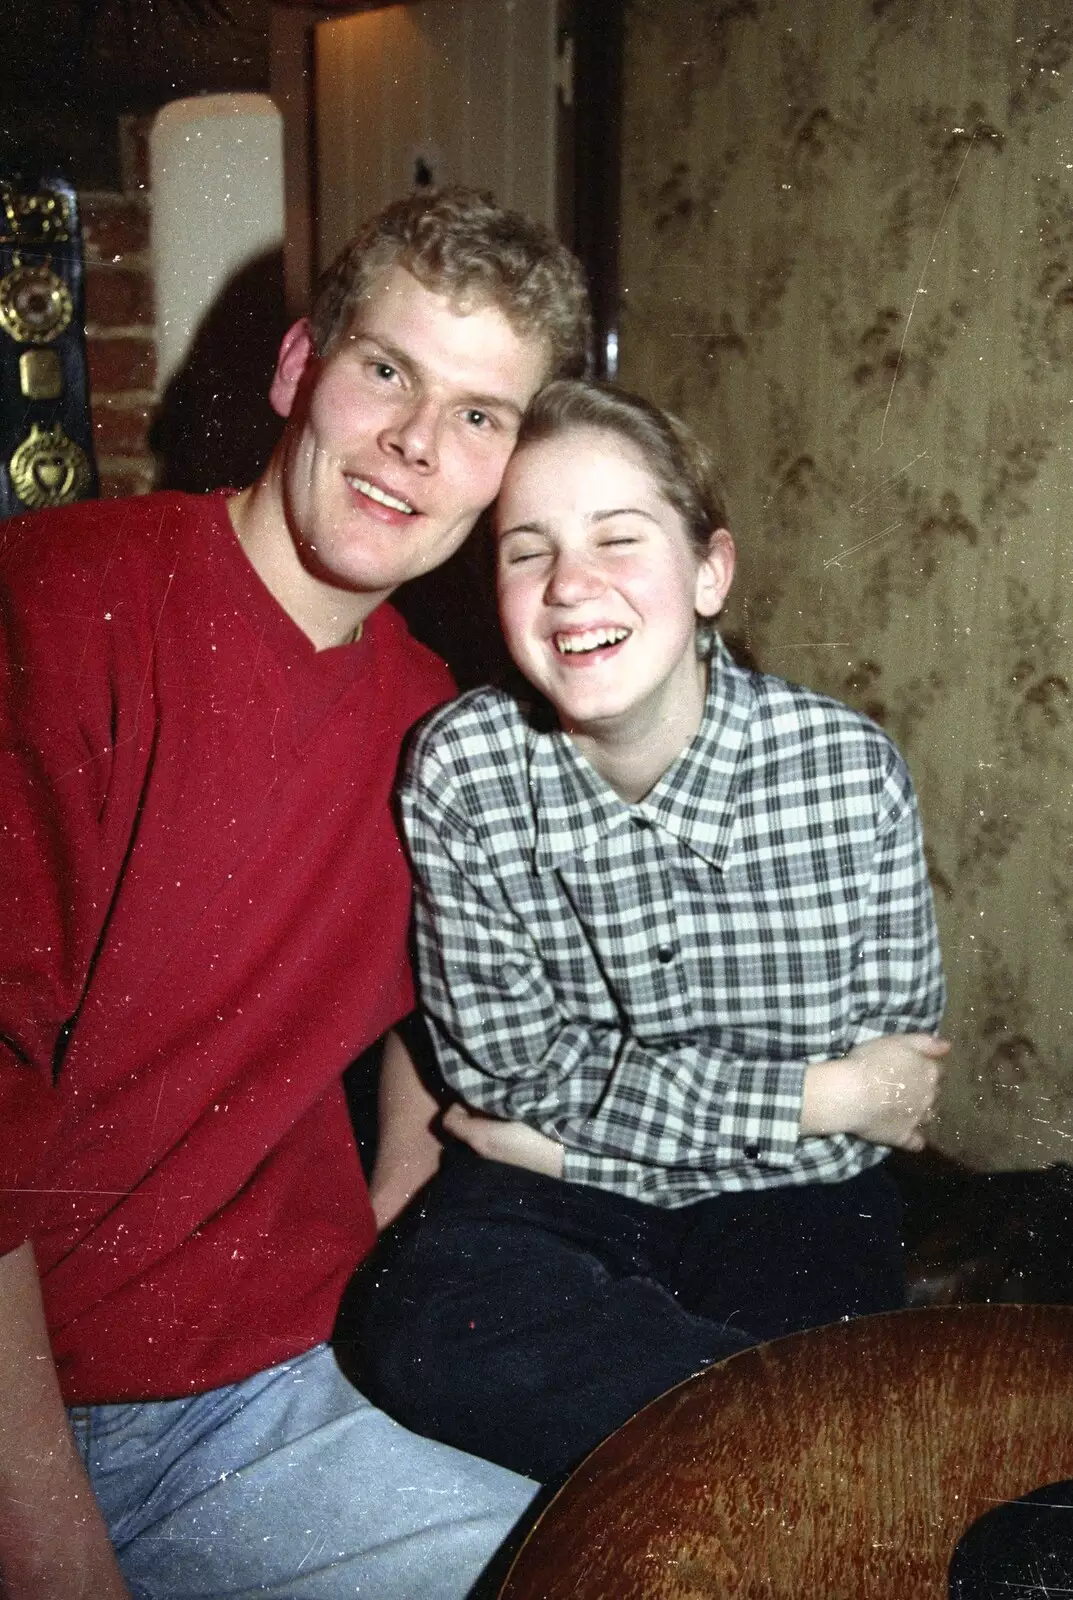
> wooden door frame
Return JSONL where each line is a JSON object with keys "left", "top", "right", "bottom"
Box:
{"left": 559, "top": 0, "right": 623, "bottom": 380}
{"left": 268, "top": 0, "right": 623, "bottom": 370}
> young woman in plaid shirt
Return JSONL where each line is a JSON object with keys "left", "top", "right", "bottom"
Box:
{"left": 361, "top": 381, "right": 949, "bottom": 1484}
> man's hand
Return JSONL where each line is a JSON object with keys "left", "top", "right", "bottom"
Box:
{"left": 442, "top": 1103, "right": 565, "bottom": 1178}
{"left": 801, "top": 1033, "right": 950, "bottom": 1151}
{"left": 0, "top": 1243, "right": 131, "bottom": 1600}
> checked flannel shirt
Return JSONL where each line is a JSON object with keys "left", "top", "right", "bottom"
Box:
{"left": 399, "top": 637, "right": 945, "bottom": 1207}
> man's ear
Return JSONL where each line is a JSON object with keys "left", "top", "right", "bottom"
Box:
{"left": 269, "top": 319, "right": 318, "bottom": 419}
{"left": 695, "top": 528, "right": 736, "bottom": 618}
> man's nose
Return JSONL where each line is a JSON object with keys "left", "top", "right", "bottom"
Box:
{"left": 380, "top": 397, "right": 441, "bottom": 471}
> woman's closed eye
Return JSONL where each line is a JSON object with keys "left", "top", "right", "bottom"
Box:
{"left": 504, "top": 546, "right": 549, "bottom": 566}
{"left": 499, "top": 530, "right": 552, "bottom": 566}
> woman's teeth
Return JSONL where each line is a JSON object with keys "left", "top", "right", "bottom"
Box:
{"left": 555, "top": 628, "right": 630, "bottom": 656}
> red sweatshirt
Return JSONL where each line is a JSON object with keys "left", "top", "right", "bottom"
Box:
{"left": 0, "top": 492, "right": 453, "bottom": 1403}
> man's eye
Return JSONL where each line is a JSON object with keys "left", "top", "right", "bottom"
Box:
{"left": 371, "top": 361, "right": 398, "bottom": 381}
{"left": 463, "top": 409, "right": 491, "bottom": 429}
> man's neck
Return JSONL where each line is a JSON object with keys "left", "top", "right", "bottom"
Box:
{"left": 228, "top": 474, "right": 371, "bottom": 652}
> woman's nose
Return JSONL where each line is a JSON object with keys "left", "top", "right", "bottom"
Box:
{"left": 545, "top": 549, "right": 605, "bottom": 604}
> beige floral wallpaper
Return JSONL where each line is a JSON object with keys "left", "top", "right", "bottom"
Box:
{"left": 620, "top": 0, "right": 1073, "bottom": 1169}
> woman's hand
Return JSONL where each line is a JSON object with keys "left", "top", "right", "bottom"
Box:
{"left": 442, "top": 1103, "right": 565, "bottom": 1178}
{"left": 801, "top": 1033, "right": 950, "bottom": 1151}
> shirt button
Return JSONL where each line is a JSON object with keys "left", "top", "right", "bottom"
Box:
{"left": 630, "top": 815, "right": 651, "bottom": 830}
{"left": 744, "top": 1143, "right": 761, "bottom": 1160}
{"left": 656, "top": 945, "right": 675, "bottom": 963}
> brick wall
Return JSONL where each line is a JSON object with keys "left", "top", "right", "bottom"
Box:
{"left": 81, "top": 118, "right": 157, "bottom": 499}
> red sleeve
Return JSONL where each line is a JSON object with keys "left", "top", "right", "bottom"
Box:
{"left": 0, "top": 511, "right": 149, "bottom": 1253}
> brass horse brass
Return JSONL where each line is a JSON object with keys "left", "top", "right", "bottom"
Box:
{"left": 0, "top": 263, "right": 73, "bottom": 345}
{"left": 19, "top": 349, "right": 63, "bottom": 400}
{"left": 10, "top": 422, "right": 92, "bottom": 509}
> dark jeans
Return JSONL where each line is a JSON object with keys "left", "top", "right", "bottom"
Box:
{"left": 357, "top": 1145, "right": 905, "bottom": 1483}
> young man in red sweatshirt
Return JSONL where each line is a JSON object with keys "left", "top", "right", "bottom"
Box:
{"left": 0, "top": 186, "right": 589, "bottom": 1600}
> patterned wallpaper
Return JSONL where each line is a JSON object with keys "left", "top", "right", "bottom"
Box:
{"left": 620, "top": 0, "right": 1073, "bottom": 1169}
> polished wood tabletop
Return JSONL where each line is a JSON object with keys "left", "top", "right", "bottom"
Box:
{"left": 499, "top": 1304, "right": 1073, "bottom": 1599}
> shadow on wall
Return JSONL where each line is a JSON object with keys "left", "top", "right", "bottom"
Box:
{"left": 152, "top": 248, "right": 287, "bottom": 495}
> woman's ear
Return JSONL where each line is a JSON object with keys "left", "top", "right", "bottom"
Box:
{"left": 268, "top": 319, "right": 318, "bottom": 419}
{"left": 695, "top": 528, "right": 736, "bottom": 617}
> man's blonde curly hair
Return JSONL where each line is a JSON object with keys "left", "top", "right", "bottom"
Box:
{"left": 309, "top": 187, "right": 591, "bottom": 380}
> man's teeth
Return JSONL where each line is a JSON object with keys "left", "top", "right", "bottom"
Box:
{"left": 347, "top": 476, "right": 415, "bottom": 514}
{"left": 555, "top": 628, "right": 630, "bottom": 656}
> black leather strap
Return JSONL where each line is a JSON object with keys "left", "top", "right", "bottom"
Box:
{"left": 0, "top": 174, "right": 98, "bottom": 520}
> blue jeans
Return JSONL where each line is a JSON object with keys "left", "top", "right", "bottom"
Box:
{"left": 68, "top": 1343, "right": 537, "bottom": 1599}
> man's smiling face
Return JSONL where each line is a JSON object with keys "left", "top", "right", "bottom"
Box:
{"left": 269, "top": 263, "right": 551, "bottom": 616}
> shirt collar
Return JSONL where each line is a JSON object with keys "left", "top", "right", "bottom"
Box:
{"left": 529, "top": 635, "right": 756, "bottom": 871}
